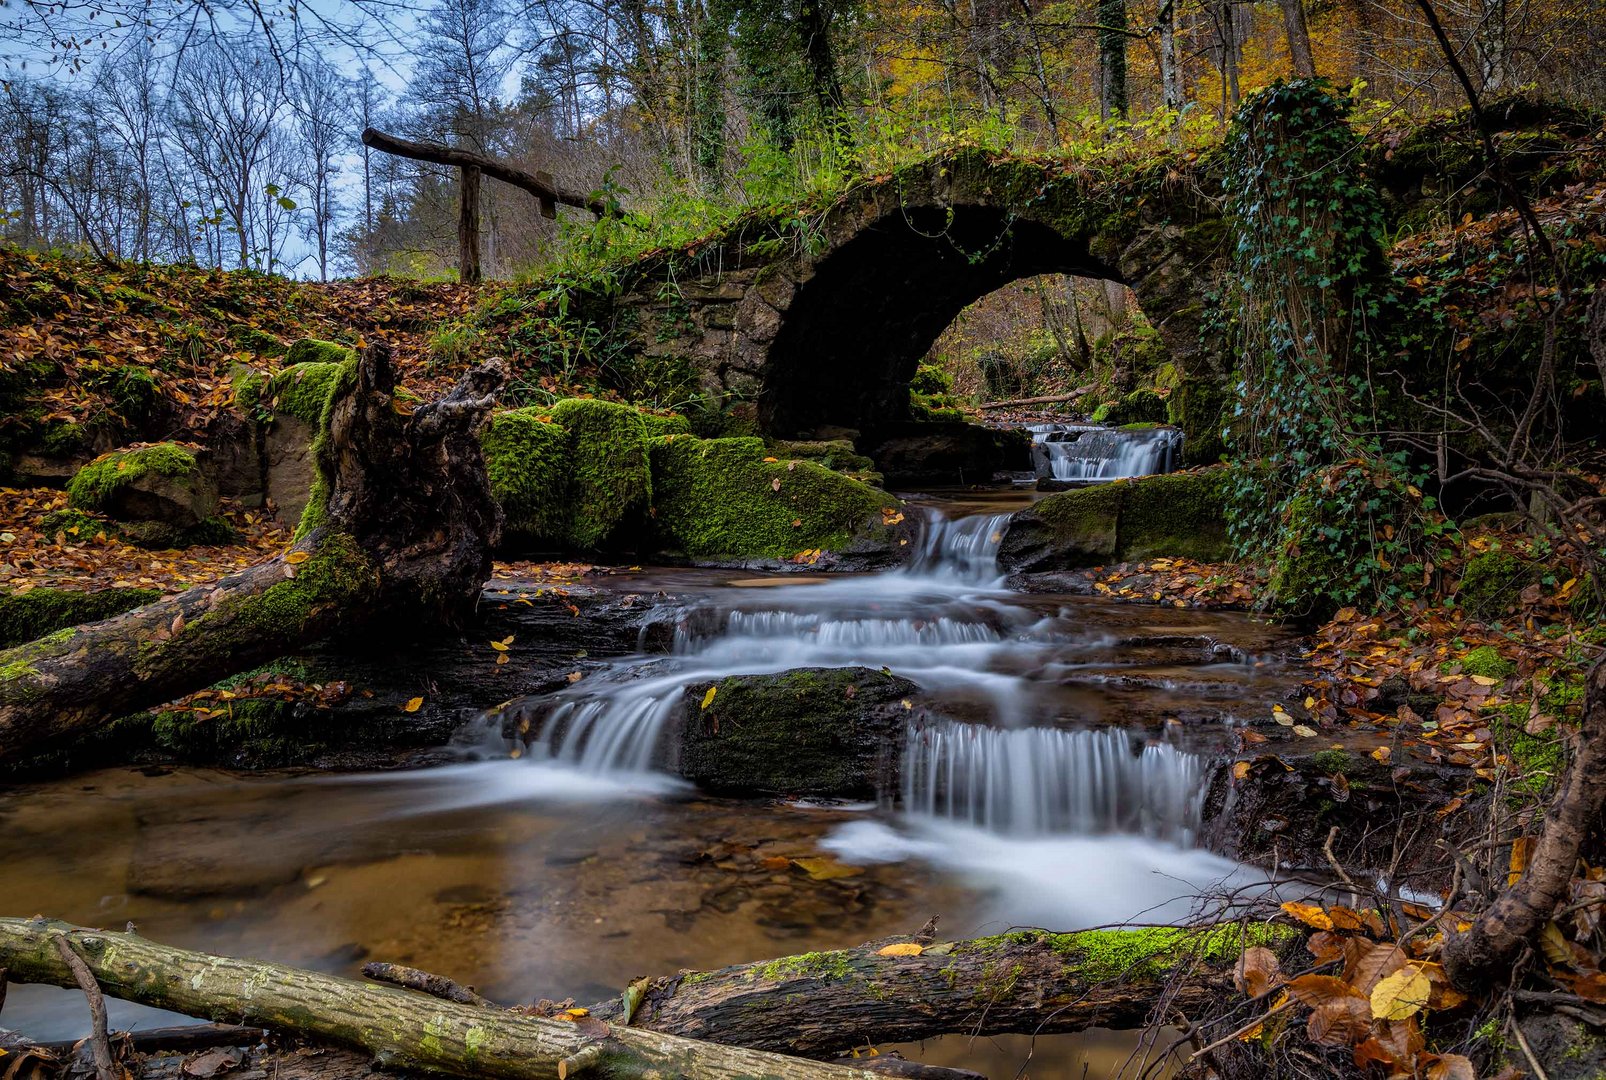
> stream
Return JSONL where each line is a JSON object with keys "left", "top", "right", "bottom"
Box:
{"left": 0, "top": 483, "right": 1305, "bottom": 1077}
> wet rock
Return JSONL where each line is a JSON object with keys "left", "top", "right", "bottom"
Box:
{"left": 264, "top": 414, "right": 317, "bottom": 526}
{"left": 675, "top": 667, "right": 916, "bottom": 797}
{"left": 999, "top": 468, "right": 1230, "bottom": 572}
{"left": 863, "top": 422, "right": 1030, "bottom": 487}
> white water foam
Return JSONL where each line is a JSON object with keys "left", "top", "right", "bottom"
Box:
{"left": 1028, "top": 423, "right": 1182, "bottom": 481}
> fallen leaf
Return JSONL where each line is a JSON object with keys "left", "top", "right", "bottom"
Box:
{"left": 878, "top": 943, "right": 923, "bottom": 956}
{"left": 403, "top": 696, "right": 423, "bottom": 713}
{"left": 1370, "top": 965, "right": 1431, "bottom": 1020}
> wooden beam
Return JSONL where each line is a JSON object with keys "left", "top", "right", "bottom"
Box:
{"left": 459, "top": 164, "right": 482, "bottom": 284}
{"left": 361, "top": 128, "right": 612, "bottom": 218}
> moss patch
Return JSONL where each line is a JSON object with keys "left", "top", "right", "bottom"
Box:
{"left": 1462, "top": 645, "right": 1517, "bottom": 680}
{"left": 959, "top": 923, "right": 1294, "bottom": 983}
{"left": 548, "top": 398, "right": 653, "bottom": 550}
{"left": 66, "top": 443, "right": 200, "bottom": 513}
{"left": 1457, "top": 548, "right": 1543, "bottom": 620}
{"left": 481, "top": 409, "right": 573, "bottom": 545}
{"left": 648, "top": 435, "right": 898, "bottom": 559}
{"left": 0, "top": 586, "right": 159, "bottom": 648}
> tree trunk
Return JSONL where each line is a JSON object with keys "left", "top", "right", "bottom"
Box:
{"left": 1159, "top": 0, "right": 1184, "bottom": 142}
{"left": 1097, "top": 0, "right": 1129, "bottom": 121}
{"left": 1279, "top": 0, "right": 1316, "bottom": 77}
{"left": 1445, "top": 654, "right": 1606, "bottom": 989}
{"left": 0, "top": 919, "right": 878, "bottom": 1080}
{"left": 0, "top": 919, "right": 1249, "bottom": 1069}
{"left": 459, "top": 164, "right": 482, "bottom": 284}
{"left": 589, "top": 927, "right": 1237, "bottom": 1055}
{"left": 0, "top": 345, "right": 507, "bottom": 766}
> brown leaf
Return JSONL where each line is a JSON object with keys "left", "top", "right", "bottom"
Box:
{"left": 1306, "top": 996, "right": 1373, "bottom": 1047}
{"left": 1349, "top": 941, "right": 1408, "bottom": 995}
{"left": 1281, "top": 901, "right": 1334, "bottom": 930}
{"left": 1285, "top": 974, "right": 1364, "bottom": 1008}
{"left": 1234, "top": 946, "right": 1282, "bottom": 997}
{"left": 1422, "top": 1055, "right": 1477, "bottom": 1080}
{"left": 1307, "top": 931, "right": 1347, "bottom": 964}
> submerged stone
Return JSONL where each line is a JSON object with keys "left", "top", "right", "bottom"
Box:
{"left": 676, "top": 667, "right": 916, "bottom": 797}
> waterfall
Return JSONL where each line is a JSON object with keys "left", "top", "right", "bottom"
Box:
{"left": 904, "top": 510, "right": 1012, "bottom": 582}
{"left": 1028, "top": 423, "right": 1182, "bottom": 481}
{"left": 901, "top": 723, "right": 1206, "bottom": 843}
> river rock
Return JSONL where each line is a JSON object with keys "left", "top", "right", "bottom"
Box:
{"left": 675, "top": 667, "right": 916, "bottom": 797}
{"left": 998, "top": 468, "right": 1231, "bottom": 572}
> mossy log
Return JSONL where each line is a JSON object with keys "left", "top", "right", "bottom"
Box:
{"left": 596, "top": 925, "right": 1257, "bottom": 1056}
{"left": 0, "top": 918, "right": 878, "bottom": 1080}
{"left": 0, "top": 345, "right": 506, "bottom": 765}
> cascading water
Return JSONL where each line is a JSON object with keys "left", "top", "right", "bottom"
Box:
{"left": 1028, "top": 422, "right": 1182, "bottom": 481}
{"left": 488, "top": 508, "right": 1017, "bottom": 775}
{"left": 902, "top": 724, "right": 1205, "bottom": 843}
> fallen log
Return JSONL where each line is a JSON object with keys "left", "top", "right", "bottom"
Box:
{"left": 591, "top": 925, "right": 1249, "bottom": 1056}
{"left": 976, "top": 387, "right": 1096, "bottom": 411}
{"left": 0, "top": 918, "right": 879, "bottom": 1080}
{"left": 0, "top": 345, "right": 506, "bottom": 765}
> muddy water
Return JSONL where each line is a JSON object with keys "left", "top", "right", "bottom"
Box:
{"left": 0, "top": 494, "right": 1304, "bottom": 1078}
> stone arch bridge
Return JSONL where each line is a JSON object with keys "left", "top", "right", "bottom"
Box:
{"left": 593, "top": 148, "right": 1231, "bottom": 440}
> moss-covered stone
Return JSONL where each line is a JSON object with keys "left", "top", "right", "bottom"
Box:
{"left": 66, "top": 443, "right": 218, "bottom": 527}
{"left": 264, "top": 359, "right": 349, "bottom": 425}
{"left": 548, "top": 398, "right": 653, "bottom": 550}
{"left": 481, "top": 409, "right": 573, "bottom": 545}
{"left": 1097, "top": 389, "right": 1169, "bottom": 426}
{"left": 0, "top": 586, "right": 159, "bottom": 648}
{"left": 957, "top": 923, "right": 1294, "bottom": 983}
{"left": 678, "top": 667, "right": 915, "bottom": 796}
{"left": 764, "top": 439, "right": 877, "bottom": 474}
{"left": 998, "top": 468, "right": 1230, "bottom": 571}
{"left": 1167, "top": 378, "right": 1228, "bottom": 466}
{"left": 648, "top": 435, "right": 899, "bottom": 559}
{"left": 283, "top": 338, "right": 356, "bottom": 369}
{"left": 1457, "top": 547, "right": 1543, "bottom": 620}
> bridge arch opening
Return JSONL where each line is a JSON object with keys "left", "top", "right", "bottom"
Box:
{"left": 757, "top": 206, "right": 1129, "bottom": 437}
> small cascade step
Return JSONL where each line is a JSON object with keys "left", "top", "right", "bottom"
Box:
{"left": 902, "top": 724, "right": 1205, "bottom": 843}
{"left": 1027, "top": 423, "right": 1182, "bottom": 482}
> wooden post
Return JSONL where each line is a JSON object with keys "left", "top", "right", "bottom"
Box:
{"left": 459, "top": 164, "right": 482, "bottom": 285}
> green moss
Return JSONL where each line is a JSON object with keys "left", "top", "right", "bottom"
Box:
{"left": 38, "top": 421, "right": 87, "bottom": 456}
{"left": 648, "top": 435, "right": 898, "bottom": 559}
{"left": 752, "top": 950, "right": 860, "bottom": 982}
{"left": 1098, "top": 389, "right": 1169, "bottom": 426}
{"left": 1117, "top": 469, "right": 1231, "bottom": 562}
{"left": 66, "top": 443, "right": 200, "bottom": 512}
{"left": 959, "top": 923, "right": 1293, "bottom": 983}
{"left": 283, "top": 338, "right": 356, "bottom": 368}
{"left": 1311, "top": 748, "right": 1358, "bottom": 776}
{"left": 265, "top": 360, "right": 348, "bottom": 425}
{"left": 548, "top": 398, "right": 653, "bottom": 550}
{"left": 639, "top": 412, "right": 691, "bottom": 439}
{"left": 231, "top": 368, "right": 269, "bottom": 414}
{"left": 1457, "top": 548, "right": 1542, "bottom": 620}
{"left": 1166, "top": 378, "right": 1228, "bottom": 466}
{"left": 1462, "top": 645, "right": 1517, "bottom": 680}
{"left": 292, "top": 358, "right": 358, "bottom": 541}
{"left": 481, "top": 410, "right": 573, "bottom": 545}
{"left": 764, "top": 439, "right": 876, "bottom": 474}
{"left": 0, "top": 586, "right": 159, "bottom": 648}
{"left": 1492, "top": 703, "right": 1565, "bottom": 796}
{"left": 84, "top": 364, "right": 158, "bottom": 424}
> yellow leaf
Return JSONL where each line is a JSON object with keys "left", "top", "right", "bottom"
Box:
{"left": 701, "top": 685, "right": 717, "bottom": 710}
{"left": 1293, "top": 725, "right": 1318, "bottom": 737}
{"left": 763, "top": 456, "right": 779, "bottom": 463}
{"left": 1370, "top": 965, "right": 1431, "bottom": 1020}
{"left": 490, "top": 640, "right": 510, "bottom": 652}
{"left": 790, "top": 856, "right": 861, "bottom": 881}
{"left": 1232, "top": 761, "right": 1251, "bottom": 781}
{"left": 1272, "top": 708, "right": 1295, "bottom": 726}
{"left": 1280, "top": 901, "right": 1334, "bottom": 930}
{"left": 403, "top": 696, "right": 423, "bottom": 713}
{"left": 501, "top": 635, "right": 515, "bottom": 645}
{"left": 495, "top": 653, "right": 509, "bottom": 666}
{"left": 285, "top": 551, "right": 311, "bottom": 564}
{"left": 877, "top": 943, "right": 924, "bottom": 956}
{"left": 1469, "top": 674, "right": 1499, "bottom": 686}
